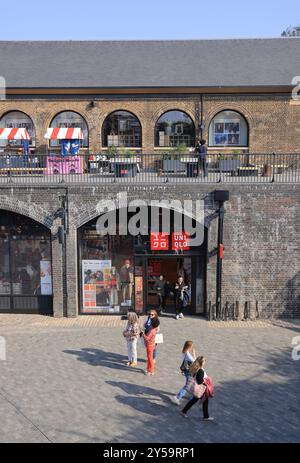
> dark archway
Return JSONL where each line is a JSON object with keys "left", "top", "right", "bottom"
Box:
{"left": 77, "top": 206, "right": 207, "bottom": 315}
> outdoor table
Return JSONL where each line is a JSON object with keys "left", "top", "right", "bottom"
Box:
{"left": 180, "top": 157, "right": 199, "bottom": 177}
{"left": 109, "top": 158, "right": 139, "bottom": 178}
{"left": 237, "top": 166, "right": 259, "bottom": 177}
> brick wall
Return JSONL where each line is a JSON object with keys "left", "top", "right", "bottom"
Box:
{"left": 0, "top": 93, "right": 299, "bottom": 153}
{"left": 0, "top": 182, "right": 299, "bottom": 318}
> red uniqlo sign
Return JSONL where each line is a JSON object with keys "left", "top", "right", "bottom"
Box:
{"left": 172, "top": 232, "right": 190, "bottom": 251}
{"left": 150, "top": 232, "right": 169, "bottom": 251}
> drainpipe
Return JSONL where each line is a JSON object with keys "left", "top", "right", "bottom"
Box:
{"left": 214, "top": 190, "right": 229, "bottom": 319}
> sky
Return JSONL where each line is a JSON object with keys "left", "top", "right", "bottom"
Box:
{"left": 0, "top": 0, "right": 299, "bottom": 40}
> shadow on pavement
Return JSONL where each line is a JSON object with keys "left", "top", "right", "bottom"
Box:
{"left": 63, "top": 347, "right": 146, "bottom": 371}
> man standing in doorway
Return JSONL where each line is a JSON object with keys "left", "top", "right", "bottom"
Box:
{"left": 173, "top": 275, "right": 189, "bottom": 320}
{"left": 196, "top": 139, "right": 208, "bottom": 177}
{"left": 156, "top": 274, "right": 167, "bottom": 314}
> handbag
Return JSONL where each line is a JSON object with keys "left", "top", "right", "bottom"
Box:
{"left": 186, "top": 376, "right": 206, "bottom": 399}
{"left": 155, "top": 333, "right": 164, "bottom": 344}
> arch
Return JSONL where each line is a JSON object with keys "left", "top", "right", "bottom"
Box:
{"left": 49, "top": 110, "right": 89, "bottom": 147}
{"left": 77, "top": 204, "right": 207, "bottom": 315}
{"left": 0, "top": 200, "right": 51, "bottom": 228}
{"left": 208, "top": 109, "right": 249, "bottom": 148}
{"left": 102, "top": 110, "right": 142, "bottom": 148}
{"left": 0, "top": 110, "right": 36, "bottom": 147}
{"left": 154, "top": 109, "right": 195, "bottom": 148}
{"left": 0, "top": 209, "right": 53, "bottom": 314}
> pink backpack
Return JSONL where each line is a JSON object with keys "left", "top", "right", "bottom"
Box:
{"left": 203, "top": 376, "right": 215, "bottom": 399}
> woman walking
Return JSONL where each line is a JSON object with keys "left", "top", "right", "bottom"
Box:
{"left": 123, "top": 312, "right": 140, "bottom": 367}
{"left": 181, "top": 356, "right": 214, "bottom": 421}
{"left": 174, "top": 341, "right": 196, "bottom": 405}
{"left": 142, "top": 314, "right": 160, "bottom": 375}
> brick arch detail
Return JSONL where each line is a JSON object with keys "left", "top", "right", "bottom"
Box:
{"left": 0, "top": 198, "right": 51, "bottom": 229}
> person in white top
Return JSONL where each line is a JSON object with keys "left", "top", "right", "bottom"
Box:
{"left": 173, "top": 341, "right": 196, "bottom": 405}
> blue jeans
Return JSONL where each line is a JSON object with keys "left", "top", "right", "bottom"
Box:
{"left": 176, "top": 372, "right": 192, "bottom": 400}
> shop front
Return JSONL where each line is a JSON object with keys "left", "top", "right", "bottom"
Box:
{"left": 0, "top": 211, "right": 53, "bottom": 314}
{"left": 78, "top": 209, "right": 207, "bottom": 315}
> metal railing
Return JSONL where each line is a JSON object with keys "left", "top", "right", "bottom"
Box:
{"left": 0, "top": 152, "right": 299, "bottom": 185}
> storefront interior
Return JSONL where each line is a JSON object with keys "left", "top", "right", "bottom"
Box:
{"left": 0, "top": 211, "right": 53, "bottom": 313}
{"left": 78, "top": 208, "right": 207, "bottom": 315}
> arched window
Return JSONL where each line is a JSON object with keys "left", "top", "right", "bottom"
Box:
{"left": 155, "top": 110, "right": 195, "bottom": 148}
{"left": 102, "top": 111, "right": 141, "bottom": 147}
{"left": 209, "top": 110, "right": 248, "bottom": 147}
{"left": 50, "top": 111, "right": 89, "bottom": 147}
{"left": 0, "top": 111, "right": 35, "bottom": 147}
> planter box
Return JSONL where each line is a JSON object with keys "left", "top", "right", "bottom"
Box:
{"left": 163, "top": 159, "right": 184, "bottom": 172}
{"left": 219, "top": 159, "right": 241, "bottom": 172}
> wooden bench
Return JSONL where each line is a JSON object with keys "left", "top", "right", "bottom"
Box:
{"left": 0, "top": 167, "right": 45, "bottom": 175}
{"left": 237, "top": 166, "right": 259, "bottom": 177}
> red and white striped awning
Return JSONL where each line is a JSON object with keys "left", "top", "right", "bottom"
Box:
{"left": 0, "top": 128, "right": 30, "bottom": 140}
{"left": 44, "top": 128, "right": 84, "bottom": 140}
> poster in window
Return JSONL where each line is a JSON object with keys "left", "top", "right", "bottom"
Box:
{"left": 82, "top": 259, "right": 112, "bottom": 311}
{"left": 40, "top": 260, "right": 52, "bottom": 295}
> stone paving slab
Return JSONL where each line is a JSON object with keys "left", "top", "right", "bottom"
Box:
{"left": 0, "top": 315, "right": 299, "bottom": 443}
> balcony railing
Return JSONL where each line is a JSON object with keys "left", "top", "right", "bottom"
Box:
{"left": 0, "top": 152, "right": 299, "bottom": 185}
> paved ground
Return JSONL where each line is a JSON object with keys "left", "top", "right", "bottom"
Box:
{"left": 0, "top": 314, "right": 299, "bottom": 443}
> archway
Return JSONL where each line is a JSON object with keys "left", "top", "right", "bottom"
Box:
{"left": 0, "top": 110, "right": 36, "bottom": 147}
{"left": 102, "top": 110, "right": 142, "bottom": 148}
{"left": 49, "top": 111, "right": 89, "bottom": 147}
{"left": 155, "top": 110, "right": 195, "bottom": 148}
{"left": 0, "top": 210, "right": 53, "bottom": 314}
{"left": 77, "top": 206, "right": 207, "bottom": 315}
{"left": 208, "top": 110, "right": 249, "bottom": 147}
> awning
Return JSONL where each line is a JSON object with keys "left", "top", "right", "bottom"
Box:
{"left": 44, "top": 128, "right": 83, "bottom": 140}
{"left": 0, "top": 128, "right": 30, "bottom": 140}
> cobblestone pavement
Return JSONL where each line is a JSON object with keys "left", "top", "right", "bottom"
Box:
{"left": 0, "top": 314, "right": 299, "bottom": 443}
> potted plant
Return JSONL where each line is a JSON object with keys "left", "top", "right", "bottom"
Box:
{"left": 162, "top": 144, "right": 186, "bottom": 173}
{"left": 219, "top": 150, "right": 242, "bottom": 172}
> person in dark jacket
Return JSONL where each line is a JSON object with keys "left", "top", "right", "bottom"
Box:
{"left": 156, "top": 274, "right": 167, "bottom": 314}
{"left": 173, "top": 276, "right": 188, "bottom": 320}
{"left": 196, "top": 139, "right": 208, "bottom": 177}
{"left": 181, "top": 356, "right": 213, "bottom": 420}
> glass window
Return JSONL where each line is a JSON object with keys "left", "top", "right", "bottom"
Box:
{"left": 0, "top": 228, "right": 10, "bottom": 295}
{"left": 102, "top": 111, "right": 141, "bottom": 147}
{"left": 0, "top": 111, "right": 35, "bottom": 147}
{"left": 155, "top": 110, "right": 195, "bottom": 148}
{"left": 50, "top": 111, "right": 89, "bottom": 147}
{"left": 0, "top": 212, "right": 52, "bottom": 298}
{"left": 209, "top": 110, "right": 248, "bottom": 147}
{"left": 80, "top": 226, "right": 134, "bottom": 314}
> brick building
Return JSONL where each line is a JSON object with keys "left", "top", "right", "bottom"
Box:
{"left": 0, "top": 39, "right": 299, "bottom": 318}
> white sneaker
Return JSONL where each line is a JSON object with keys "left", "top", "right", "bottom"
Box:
{"left": 179, "top": 313, "right": 184, "bottom": 318}
{"left": 176, "top": 315, "right": 179, "bottom": 320}
{"left": 173, "top": 396, "right": 180, "bottom": 405}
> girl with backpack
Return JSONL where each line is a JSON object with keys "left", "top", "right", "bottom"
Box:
{"left": 173, "top": 341, "right": 196, "bottom": 405}
{"left": 181, "top": 356, "right": 214, "bottom": 421}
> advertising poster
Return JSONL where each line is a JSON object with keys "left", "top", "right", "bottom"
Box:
{"left": 82, "top": 260, "right": 111, "bottom": 311}
{"left": 40, "top": 260, "right": 52, "bottom": 295}
{"left": 134, "top": 276, "right": 143, "bottom": 314}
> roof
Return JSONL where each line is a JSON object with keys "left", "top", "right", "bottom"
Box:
{"left": 0, "top": 38, "right": 300, "bottom": 89}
